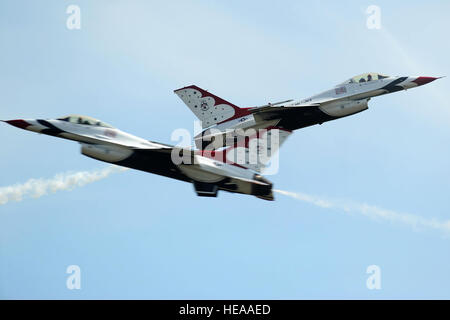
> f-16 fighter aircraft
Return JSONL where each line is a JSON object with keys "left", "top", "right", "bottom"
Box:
{"left": 174, "top": 73, "right": 440, "bottom": 149}
{"left": 3, "top": 115, "right": 277, "bottom": 200}
{"left": 4, "top": 73, "right": 439, "bottom": 200}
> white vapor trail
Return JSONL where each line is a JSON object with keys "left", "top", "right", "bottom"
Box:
{"left": 274, "top": 189, "right": 450, "bottom": 235}
{"left": 0, "top": 166, "right": 128, "bottom": 205}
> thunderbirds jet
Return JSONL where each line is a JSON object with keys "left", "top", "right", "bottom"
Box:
{"left": 175, "top": 73, "right": 441, "bottom": 149}
{"left": 4, "top": 73, "right": 439, "bottom": 200}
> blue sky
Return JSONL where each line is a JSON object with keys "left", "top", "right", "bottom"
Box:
{"left": 1, "top": 0, "right": 449, "bottom": 299}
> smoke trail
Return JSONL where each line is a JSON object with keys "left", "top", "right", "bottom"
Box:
{"left": 0, "top": 166, "right": 128, "bottom": 205}
{"left": 274, "top": 189, "right": 450, "bottom": 234}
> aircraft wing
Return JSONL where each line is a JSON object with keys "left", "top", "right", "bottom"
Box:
{"left": 108, "top": 144, "right": 194, "bottom": 183}
{"left": 202, "top": 126, "right": 292, "bottom": 174}
{"left": 114, "top": 126, "right": 291, "bottom": 180}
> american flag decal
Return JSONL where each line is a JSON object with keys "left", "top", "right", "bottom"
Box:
{"left": 104, "top": 129, "right": 117, "bottom": 138}
{"left": 335, "top": 87, "right": 347, "bottom": 95}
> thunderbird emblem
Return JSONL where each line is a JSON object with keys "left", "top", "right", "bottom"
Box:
{"left": 200, "top": 101, "right": 209, "bottom": 111}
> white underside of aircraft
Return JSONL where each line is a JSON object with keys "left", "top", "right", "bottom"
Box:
{"left": 4, "top": 73, "right": 440, "bottom": 200}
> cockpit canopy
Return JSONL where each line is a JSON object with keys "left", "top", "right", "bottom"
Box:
{"left": 339, "top": 73, "right": 389, "bottom": 85}
{"left": 57, "top": 115, "right": 113, "bottom": 128}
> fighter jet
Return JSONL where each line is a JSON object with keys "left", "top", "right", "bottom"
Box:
{"left": 174, "top": 73, "right": 440, "bottom": 149}
{"left": 4, "top": 72, "right": 439, "bottom": 200}
{"left": 3, "top": 115, "right": 277, "bottom": 200}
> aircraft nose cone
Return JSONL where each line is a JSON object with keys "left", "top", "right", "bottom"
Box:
{"left": 3, "top": 119, "right": 30, "bottom": 129}
{"left": 412, "top": 76, "right": 439, "bottom": 86}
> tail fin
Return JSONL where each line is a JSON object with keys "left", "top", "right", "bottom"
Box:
{"left": 174, "top": 85, "right": 251, "bottom": 128}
